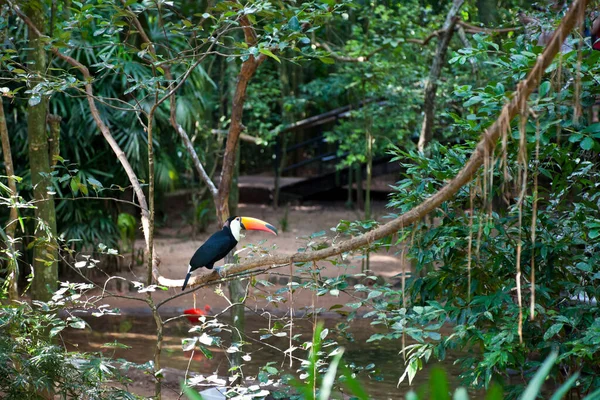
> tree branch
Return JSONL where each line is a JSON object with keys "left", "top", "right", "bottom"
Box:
{"left": 457, "top": 20, "right": 521, "bottom": 34}
{"left": 216, "top": 16, "right": 266, "bottom": 221}
{"left": 418, "top": 0, "right": 465, "bottom": 152}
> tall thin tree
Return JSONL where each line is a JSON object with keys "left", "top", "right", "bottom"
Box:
{"left": 25, "top": 0, "right": 58, "bottom": 301}
{"left": 0, "top": 99, "right": 19, "bottom": 301}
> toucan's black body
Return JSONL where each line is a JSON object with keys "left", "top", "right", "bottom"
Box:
{"left": 182, "top": 223, "right": 237, "bottom": 291}
{"left": 181, "top": 215, "right": 277, "bottom": 291}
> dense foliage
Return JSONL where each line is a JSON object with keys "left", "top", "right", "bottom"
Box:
{"left": 2, "top": 0, "right": 600, "bottom": 399}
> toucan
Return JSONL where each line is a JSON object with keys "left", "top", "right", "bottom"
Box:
{"left": 182, "top": 216, "right": 278, "bottom": 291}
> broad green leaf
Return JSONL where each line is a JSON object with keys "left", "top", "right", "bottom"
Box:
{"left": 50, "top": 326, "right": 65, "bottom": 337}
{"left": 485, "top": 384, "right": 504, "bottom": 400}
{"left": 182, "top": 385, "right": 205, "bottom": 400}
{"left": 464, "top": 96, "right": 483, "bottom": 107}
{"left": 538, "top": 81, "right": 551, "bottom": 98}
{"left": 543, "top": 323, "right": 563, "bottom": 340}
{"left": 582, "top": 122, "right": 600, "bottom": 133}
{"left": 70, "top": 177, "right": 80, "bottom": 195}
{"left": 29, "top": 94, "right": 41, "bottom": 107}
{"left": 430, "top": 367, "right": 450, "bottom": 400}
{"left": 453, "top": 387, "right": 469, "bottom": 400}
{"left": 550, "top": 372, "right": 579, "bottom": 400}
{"left": 580, "top": 136, "right": 595, "bottom": 150}
{"left": 87, "top": 177, "right": 103, "bottom": 188}
{"left": 519, "top": 351, "right": 557, "bottom": 400}
{"left": 69, "top": 320, "right": 86, "bottom": 329}
{"left": 259, "top": 48, "right": 280, "bottom": 63}
{"left": 568, "top": 133, "right": 583, "bottom": 143}
{"left": 583, "top": 387, "right": 600, "bottom": 400}
{"left": 288, "top": 15, "right": 300, "bottom": 31}
{"left": 340, "top": 362, "right": 369, "bottom": 400}
{"left": 318, "top": 348, "right": 343, "bottom": 400}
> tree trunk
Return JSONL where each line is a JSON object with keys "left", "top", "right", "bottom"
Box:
{"left": 365, "top": 131, "right": 372, "bottom": 220}
{"left": 274, "top": 59, "right": 293, "bottom": 208}
{"left": 26, "top": 0, "right": 58, "bottom": 302}
{"left": 47, "top": 115, "right": 61, "bottom": 167}
{"left": 356, "top": 163, "right": 363, "bottom": 211}
{"left": 216, "top": 51, "right": 265, "bottom": 219}
{"left": 223, "top": 81, "right": 245, "bottom": 386}
{"left": 0, "top": 99, "right": 19, "bottom": 301}
{"left": 346, "top": 162, "right": 353, "bottom": 208}
{"left": 417, "top": 0, "right": 464, "bottom": 153}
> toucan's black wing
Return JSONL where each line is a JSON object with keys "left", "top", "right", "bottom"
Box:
{"left": 189, "top": 231, "right": 236, "bottom": 271}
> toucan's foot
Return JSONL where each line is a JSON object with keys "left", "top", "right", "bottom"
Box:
{"left": 213, "top": 266, "right": 226, "bottom": 278}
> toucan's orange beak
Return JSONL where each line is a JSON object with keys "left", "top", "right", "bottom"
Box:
{"left": 240, "top": 217, "right": 278, "bottom": 235}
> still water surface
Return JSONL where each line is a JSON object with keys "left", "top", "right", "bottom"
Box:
{"left": 62, "top": 311, "right": 469, "bottom": 399}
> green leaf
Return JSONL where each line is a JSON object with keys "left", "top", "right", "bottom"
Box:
{"left": 543, "top": 323, "right": 563, "bottom": 340}
{"left": 87, "top": 177, "right": 103, "bottom": 189}
{"left": 453, "top": 388, "right": 469, "bottom": 400}
{"left": 568, "top": 133, "right": 583, "bottom": 143}
{"left": 50, "top": 326, "right": 65, "bottom": 337}
{"left": 182, "top": 385, "right": 205, "bottom": 400}
{"left": 319, "top": 56, "right": 335, "bottom": 64}
{"left": 70, "top": 177, "right": 80, "bottom": 195}
{"left": 318, "top": 348, "right": 343, "bottom": 400}
{"left": 198, "top": 345, "right": 213, "bottom": 359}
{"left": 485, "top": 384, "right": 504, "bottom": 400}
{"left": 340, "top": 363, "right": 370, "bottom": 400}
{"left": 29, "top": 94, "right": 41, "bottom": 107}
{"left": 69, "top": 320, "right": 86, "bottom": 330}
{"left": 519, "top": 351, "right": 557, "bottom": 400}
{"left": 550, "top": 372, "right": 579, "bottom": 400}
{"left": 575, "top": 262, "right": 592, "bottom": 272}
{"left": 259, "top": 48, "right": 280, "bottom": 63}
{"left": 367, "top": 290, "right": 382, "bottom": 300}
{"left": 288, "top": 15, "right": 300, "bottom": 31}
{"left": 464, "top": 96, "right": 482, "bottom": 107}
{"left": 101, "top": 341, "right": 131, "bottom": 349}
{"left": 538, "top": 81, "right": 551, "bottom": 98}
{"left": 429, "top": 367, "right": 450, "bottom": 400}
{"left": 582, "top": 122, "right": 600, "bottom": 133}
{"left": 583, "top": 387, "right": 600, "bottom": 400}
{"left": 580, "top": 136, "right": 595, "bottom": 150}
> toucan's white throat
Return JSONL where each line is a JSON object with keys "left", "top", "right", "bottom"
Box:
{"left": 230, "top": 218, "right": 242, "bottom": 242}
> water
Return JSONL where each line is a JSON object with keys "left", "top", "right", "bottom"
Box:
{"left": 61, "top": 311, "right": 468, "bottom": 399}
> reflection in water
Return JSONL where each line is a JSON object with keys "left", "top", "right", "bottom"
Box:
{"left": 61, "top": 313, "right": 465, "bottom": 399}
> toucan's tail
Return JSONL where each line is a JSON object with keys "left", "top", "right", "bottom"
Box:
{"left": 182, "top": 265, "right": 192, "bottom": 291}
